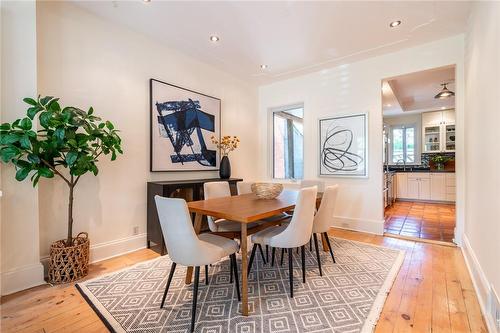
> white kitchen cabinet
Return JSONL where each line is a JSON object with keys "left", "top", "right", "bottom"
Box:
{"left": 395, "top": 172, "right": 455, "bottom": 202}
{"left": 422, "top": 110, "right": 455, "bottom": 153}
{"left": 430, "top": 173, "right": 446, "bottom": 201}
{"left": 396, "top": 173, "right": 408, "bottom": 198}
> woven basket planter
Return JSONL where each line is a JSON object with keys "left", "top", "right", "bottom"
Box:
{"left": 251, "top": 182, "right": 284, "bottom": 199}
{"left": 48, "top": 232, "right": 89, "bottom": 284}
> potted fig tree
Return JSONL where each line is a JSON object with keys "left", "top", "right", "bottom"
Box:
{"left": 0, "top": 96, "right": 122, "bottom": 284}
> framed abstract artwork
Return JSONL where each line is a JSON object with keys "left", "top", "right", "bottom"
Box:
{"left": 150, "top": 79, "right": 221, "bottom": 172}
{"left": 319, "top": 113, "right": 368, "bottom": 177}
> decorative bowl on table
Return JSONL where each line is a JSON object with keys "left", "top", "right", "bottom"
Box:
{"left": 251, "top": 183, "right": 284, "bottom": 199}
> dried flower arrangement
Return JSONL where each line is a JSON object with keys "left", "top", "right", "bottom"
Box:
{"left": 211, "top": 135, "right": 240, "bottom": 156}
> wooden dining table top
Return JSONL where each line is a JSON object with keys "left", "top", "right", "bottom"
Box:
{"left": 187, "top": 189, "right": 322, "bottom": 223}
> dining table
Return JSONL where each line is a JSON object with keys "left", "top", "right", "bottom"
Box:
{"left": 185, "top": 189, "right": 324, "bottom": 316}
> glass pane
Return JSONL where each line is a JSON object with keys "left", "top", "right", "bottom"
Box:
{"left": 392, "top": 128, "right": 404, "bottom": 163}
{"left": 405, "top": 128, "right": 415, "bottom": 163}
{"left": 273, "top": 108, "right": 304, "bottom": 179}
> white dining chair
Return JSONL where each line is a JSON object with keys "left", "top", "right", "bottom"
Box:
{"left": 236, "top": 181, "right": 253, "bottom": 195}
{"left": 248, "top": 186, "right": 317, "bottom": 298}
{"left": 155, "top": 196, "right": 240, "bottom": 333}
{"left": 301, "top": 179, "right": 325, "bottom": 192}
{"left": 311, "top": 185, "right": 339, "bottom": 276}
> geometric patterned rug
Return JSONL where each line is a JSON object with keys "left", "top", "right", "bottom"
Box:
{"left": 77, "top": 237, "right": 404, "bottom": 333}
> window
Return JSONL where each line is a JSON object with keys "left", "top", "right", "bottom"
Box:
{"left": 391, "top": 126, "right": 415, "bottom": 164}
{"left": 272, "top": 106, "right": 304, "bottom": 179}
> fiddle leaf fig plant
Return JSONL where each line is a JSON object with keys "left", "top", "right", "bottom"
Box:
{"left": 0, "top": 96, "right": 123, "bottom": 246}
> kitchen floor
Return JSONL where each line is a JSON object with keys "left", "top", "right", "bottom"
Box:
{"left": 384, "top": 201, "right": 456, "bottom": 243}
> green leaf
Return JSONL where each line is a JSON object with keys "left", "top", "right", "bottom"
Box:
{"left": 0, "top": 133, "right": 20, "bottom": 144}
{"left": 105, "top": 121, "right": 114, "bottom": 130}
{"left": 15, "top": 167, "right": 30, "bottom": 181}
{"left": 66, "top": 151, "right": 78, "bottom": 165}
{"left": 88, "top": 107, "right": 94, "bottom": 115}
{"left": 54, "top": 128, "right": 65, "bottom": 141}
{"left": 47, "top": 99, "right": 60, "bottom": 112}
{"left": 0, "top": 147, "right": 19, "bottom": 162}
{"left": 39, "top": 112, "right": 52, "bottom": 128}
{"left": 32, "top": 174, "right": 41, "bottom": 187}
{"left": 38, "top": 167, "right": 54, "bottom": 178}
{"left": 19, "top": 135, "right": 31, "bottom": 149}
{"left": 27, "top": 153, "right": 40, "bottom": 164}
{"left": 39, "top": 96, "right": 53, "bottom": 106}
{"left": 23, "top": 97, "right": 37, "bottom": 106}
{"left": 20, "top": 117, "right": 32, "bottom": 130}
{"left": 111, "top": 150, "right": 117, "bottom": 161}
{"left": 98, "top": 123, "right": 105, "bottom": 129}
{"left": 0, "top": 123, "right": 11, "bottom": 130}
{"left": 27, "top": 106, "right": 41, "bottom": 119}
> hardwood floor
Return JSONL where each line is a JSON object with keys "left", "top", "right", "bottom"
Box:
{"left": 385, "top": 201, "right": 456, "bottom": 243}
{"left": 0, "top": 229, "right": 486, "bottom": 333}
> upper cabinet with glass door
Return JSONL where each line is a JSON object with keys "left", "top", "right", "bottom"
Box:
{"left": 422, "top": 109, "right": 455, "bottom": 153}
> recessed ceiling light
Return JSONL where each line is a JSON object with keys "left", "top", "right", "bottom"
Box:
{"left": 260, "top": 64, "right": 268, "bottom": 70}
{"left": 143, "top": 0, "right": 151, "bottom": 2}
{"left": 441, "top": 106, "right": 446, "bottom": 110}
{"left": 389, "top": 20, "right": 402, "bottom": 28}
{"left": 210, "top": 35, "right": 220, "bottom": 42}
{"left": 386, "top": 104, "right": 392, "bottom": 107}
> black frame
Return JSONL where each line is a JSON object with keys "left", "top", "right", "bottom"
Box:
{"left": 149, "top": 78, "right": 221, "bottom": 172}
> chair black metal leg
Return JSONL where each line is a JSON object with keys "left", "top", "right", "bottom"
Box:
{"left": 296, "top": 248, "right": 299, "bottom": 254}
{"left": 309, "top": 237, "right": 312, "bottom": 251}
{"left": 160, "top": 262, "right": 176, "bottom": 308}
{"left": 323, "top": 232, "right": 336, "bottom": 264}
{"left": 229, "top": 257, "right": 233, "bottom": 283}
{"left": 271, "top": 247, "right": 276, "bottom": 266}
{"left": 258, "top": 244, "right": 267, "bottom": 265}
{"left": 266, "top": 245, "right": 269, "bottom": 262}
{"left": 190, "top": 266, "right": 200, "bottom": 333}
{"left": 288, "top": 248, "right": 294, "bottom": 298}
{"left": 301, "top": 245, "right": 306, "bottom": 283}
{"left": 313, "top": 233, "right": 323, "bottom": 276}
{"left": 247, "top": 244, "right": 257, "bottom": 276}
{"left": 205, "top": 265, "right": 209, "bottom": 285}
{"left": 280, "top": 248, "right": 285, "bottom": 266}
{"left": 230, "top": 254, "right": 241, "bottom": 301}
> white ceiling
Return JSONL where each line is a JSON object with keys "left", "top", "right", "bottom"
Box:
{"left": 73, "top": 1, "right": 471, "bottom": 84}
{"left": 383, "top": 65, "right": 455, "bottom": 117}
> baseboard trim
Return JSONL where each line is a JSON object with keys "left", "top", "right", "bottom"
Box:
{"left": 332, "top": 216, "right": 384, "bottom": 235}
{"left": 40, "top": 233, "right": 147, "bottom": 276}
{"left": 1, "top": 262, "right": 46, "bottom": 296}
{"left": 461, "top": 234, "right": 497, "bottom": 333}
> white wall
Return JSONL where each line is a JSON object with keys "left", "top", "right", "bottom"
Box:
{"left": 463, "top": 2, "right": 500, "bottom": 331}
{"left": 258, "top": 36, "right": 465, "bottom": 235}
{"left": 0, "top": 1, "right": 45, "bottom": 295}
{"left": 35, "top": 2, "right": 259, "bottom": 262}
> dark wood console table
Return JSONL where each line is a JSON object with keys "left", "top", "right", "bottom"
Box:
{"left": 147, "top": 178, "right": 243, "bottom": 254}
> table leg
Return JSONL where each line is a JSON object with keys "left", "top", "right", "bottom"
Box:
{"left": 185, "top": 213, "right": 203, "bottom": 284}
{"left": 240, "top": 223, "right": 249, "bottom": 316}
{"left": 321, "top": 232, "right": 329, "bottom": 252}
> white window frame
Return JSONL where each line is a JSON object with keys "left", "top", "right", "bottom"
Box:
{"left": 268, "top": 103, "right": 304, "bottom": 180}
{"left": 389, "top": 124, "right": 420, "bottom": 165}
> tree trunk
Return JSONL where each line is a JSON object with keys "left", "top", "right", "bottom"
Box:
{"left": 66, "top": 179, "right": 74, "bottom": 247}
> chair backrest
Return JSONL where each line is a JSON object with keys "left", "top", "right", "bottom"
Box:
{"left": 313, "top": 185, "right": 339, "bottom": 233}
{"left": 154, "top": 196, "right": 201, "bottom": 265}
{"left": 269, "top": 186, "right": 318, "bottom": 248}
{"left": 203, "top": 181, "right": 231, "bottom": 231}
{"left": 300, "top": 179, "right": 325, "bottom": 192}
{"left": 237, "top": 181, "right": 253, "bottom": 195}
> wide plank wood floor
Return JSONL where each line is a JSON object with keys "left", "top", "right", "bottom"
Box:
{"left": 0, "top": 229, "right": 487, "bottom": 333}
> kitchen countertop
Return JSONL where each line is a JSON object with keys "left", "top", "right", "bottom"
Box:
{"left": 385, "top": 168, "right": 455, "bottom": 173}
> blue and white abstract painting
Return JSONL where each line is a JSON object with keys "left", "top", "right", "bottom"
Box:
{"left": 150, "top": 79, "right": 220, "bottom": 171}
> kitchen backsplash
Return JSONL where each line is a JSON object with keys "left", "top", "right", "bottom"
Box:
{"left": 421, "top": 152, "right": 455, "bottom": 167}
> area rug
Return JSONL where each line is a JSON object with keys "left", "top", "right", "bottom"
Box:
{"left": 76, "top": 237, "right": 404, "bottom": 333}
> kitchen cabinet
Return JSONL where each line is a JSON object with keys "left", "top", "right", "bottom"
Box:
{"left": 422, "top": 110, "right": 455, "bottom": 153}
{"left": 395, "top": 172, "right": 455, "bottom": 202}
{"left": 396, "top": 173, "right": 408, "bottom": 198}
{"left": 430, "top": 173, "right": 446, "bottom": 201}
